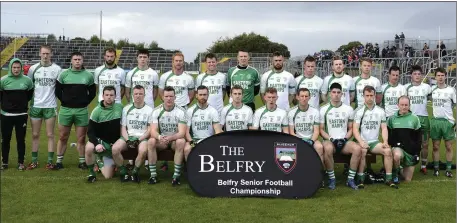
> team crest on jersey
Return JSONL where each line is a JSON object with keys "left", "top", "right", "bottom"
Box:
{"left": 308, "top": 82, "right": 313, "bottom": 87}
{"left": 200, "top": 114, "right": 205, "bottom": 120}
{"left": 167, "top": 117, "right": 171, "bottom": 122}
{"left": 392, "top": 90, "right": 396, "bottom": 96}
{"left": 235, "top": 113, "right": 239, "bottom": 119}
{"left": 283, "top": 77, "right": 287, "bottom": 82}
{"left": 176, "top": 80, "right": 179, "bottom": 85}
{"left": 143, "top": 114, "right": 147, "bottom": 120}
{"left": 277, "top": 116, "right": 281, "bottom": 121}
{"left": 275, "top": 142, "right": 297, "bottom": 174}
{"left": 242, "top": 113, "right": 246, "bottom": 119}
{"left": 342, "top": 112, "right": 346, "bottom": 117}
{"left": 108, "top": 74, "right": 112, "bottom": 79}
{"left": 136, "top": 113, "right": 140, "bottom": 119}
{"left": 217, "top": 79, "right": 221, "bottom": 84}
{"left": 183, "top": 80, "right": 187, "bottom": 85}
{"left": 335, "top": 112, "right": 340, "bottom": 118}
{"left": 211, "top": 80, "right": 215, "bottom": 85}
{"left": 276, "top": 77, "right": 280, "bottom": 82}
{"left": 270, "top": 117, "right": 273, "bottom": 122}
{"left": 141, "top": 75, "right": 144, "bottom": 80}
{"left": 344, "top": 81, "right": 348, "bottom": 86}
{"left": 422, "top": 89, "right": 426, "bottom": 94}
{"left": 415, "top": 89, "right": 419, "bottom": 94}
{"left": 309, "top": 114, "right": 313, "bottom": 120}
{"left": 43, "top": 71, "right": 47, "bottom": 77}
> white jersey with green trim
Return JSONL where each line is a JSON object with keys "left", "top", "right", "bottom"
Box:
{"left": 152, "top": 104, "right": 188, "bottom": 136}
{"left": 186, "top": 104, "right": 220, "bottom": 140}
{"left": 380, "top": 83, "right": 406, "bottom": 117}
{"left": 121, "top": 103, "right": 153, "bottom": 138}
{"left": 320, "top": 103, "right": 354, "bottom": 139}
{"left": 288, "top": 105, "right": 320, "bottom": 140}
{"left": 28, "top": 63, "right": 61, "bottom": 108}
{"left": 431, "top": 85, "right": 457, "bottom": 124}
{"left": 321, "top": 73, "right": 355, "bottom": 106}
{"left": 404, "top": 83, "right": 431, "bottom": 117}
{"left": 94, "top": 64, "right": 126, "bottom": 104}
{"left": 260, "top": 70, "right": 296, "bottom": 111}
{"left": 125, "top": 67, "right": 159, "bottom": 108}
{"left": 354, "top": 104, "right": 386, "bottom": 143}
{"left": 295, "top": 75, "right": 323, "bottom": 108}
{"left": 252, "top": 106, "right": 288, "bottom": 132}
{"left": 159, "top": 71, "right": 195, "bottom": 107}
{"left": 352, "top": 75, "right": 382, "bottom": 108}
{"left": 220, "top": 103, "right": 253, "bottom": 131}
{"left": 195, "top": 72, "right": 226, "bottom": 114}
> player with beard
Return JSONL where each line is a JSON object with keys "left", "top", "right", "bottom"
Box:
{"left": 260, "top": 51, "right": 296, "bottom": 111}
{"left": 250, "top": 87, "right": 289, "bottom": 133}
{"left": 352, "top": 58, "right": 382, "bottom": 109}
{"left": 94, "top": 48, "right": 126, "bottom": 104}
{"left": 220, "top": 85, "right": 253, "bottom": 131}
{"left": 294, "top": 56, "right": 323, "bottom": 109}
{"left": 184, "top": 85, "right": 222, "bottom": 161}
{"left": 321, "top": 56, "right": 355, "bottom": 106}
{"left": 195, "top": 53, "right": 226, "bottom": 115}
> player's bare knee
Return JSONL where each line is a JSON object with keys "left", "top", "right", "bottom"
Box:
{"left": 85, "top": 142, "right": 95, "bottom": 153}
{"left": 383, "top": 148, "right": 392, "bottom": 158}
{"left": 32, "top": 131, "right": 40, "bottom": 140}
{"left": 147, "top": 137, "right": 156, "bottom": 147}
{"left": 175, "top": 139, "right": 185, "bottom": 150}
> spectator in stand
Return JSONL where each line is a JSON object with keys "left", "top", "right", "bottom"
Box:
{"left": 437, "top": 41, "right": 447, "bottom": 59}
{"left": 423, "top": 43, "right": 429, "bottom": 57}
{"left": 400, "top": 32, "right": 405, "bottom": 48}
{"left": 382, "top": 46, "right": 388, "bottom": 58}
{"left": 395, "top": 34, "right": 400, "bottom": 48}
{"left": 23, "top": 61, "right": 31, "bottom": 75}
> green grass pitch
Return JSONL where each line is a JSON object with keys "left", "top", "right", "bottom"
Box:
{"left": 0, "top": 69, "right": 456, "bottom": 223}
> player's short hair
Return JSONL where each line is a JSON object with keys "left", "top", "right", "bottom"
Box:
{"left": 231, "top": 85, "right": 243, "bottom": 93}
{"left": 71, "top": 51, "right": 83, "bottom": 59}
{"left": 104, "top": 47, "right": 116, "bottom": 56}
{"left": 265, "top": 87, "right": 277, "bottom": 94}
{"left": 172, "top": 51, "right": 184, "bottom": 61}
{"left": 360, "top": 57, "right": 372, "bottom": 64}
{"left": 40, "top": 44, "right": 52, "bottom": 52}
{"left": 389, "top": 65, "right": 400, "bottom": 74}
{"left": 238, "top": 49, "right": 250, "bottom": 56}
{"left": 137, "top": 49, "right": 149, "bottom": 57}
{"left": 272, "top": 51, "right": 283, "bottom": 57}
{"left": 330, "top": 83, "right": 342, "bottom": 91}
{"left": 411, "top": 65, "right": 422, "bottom": 74}
{"left": 204, "top": 53, "right": 217, "bottom": 61}
{"left": 133, "top": 85, "right": 145, "bottom": 93}
{"left": 103, "top": 85, "right": 116, "bottom": 95}
{"left": 363, "top": 85, "right": 375, "bottom": 95}
{"left": 332, "top": 56, "right": 343, "bottom": 64}
{"left": 196, "top": 85, "right": 208, "bottom": 93}
{"left": 304, "top": 56, "right": 316, "bottom": 63}
{"left": 163, "top": 86, "right": 175, "bottom": 95}
{"left": 297, "top": 88, "right": 310, "bottom": 95}
{"left": 397, "top": 95, "right": 410, "bottom": 104}
{"left": 435, "top": 67, "right": 447, "bottom": 76}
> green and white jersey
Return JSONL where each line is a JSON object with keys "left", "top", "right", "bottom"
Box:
{"left": 195, "top": 72, "right": 226, "bottom": 114}
{"left": 186, "top": 104, "right": 220, "bottom": 141}
{"left": 404, "top": 83, "right": 431, "bottom": 117}
{"left": 431, "top": 85, "right": 457, "bottom": 124}
{"left": 28, "top": 63, "right": 61, "bottom": 108}
{"left": 295, "top": 75, "right": 323, "bottom": 108}
{"left": 152, "top": 104, "right": 188, "bottom": 136}
{"left": 352, "top": 75, "right": 382, "bottom": 108}
{"left": 321, "top": 73, "right": 355, "bottom": 106}
{"left": 354, "top": 104, "right": 386, "bottom": 143}
{"left": 220, "top": 103, "right": 253, "bottom": 131}
{"left": 121, "top": 103, "right": 153, "bottom": 138}
{"left": 227, "top": 66, "right": 260, "bottom": 104}
{"left": 320, "top": 103, "right": 354, "bottom": 139}
{"left": 159, "top": 71, "right": 195, "bottom": 107}
{"left": 288, "top": 105, "right": 320, "bottom": 140}
{"left": 94, "top": 64, "right": 126, "bottom": 104}
{"left": 125, "top": 67, "right": 159, "bottom": 108}
{"left": 252, "top": 106, "right": 288, "bottom": 132}
{"left": 380, "top": 83, "right": 406, "bottom": 117}
{"left": 260, "top": 70, "right": 296, "bottom": 111}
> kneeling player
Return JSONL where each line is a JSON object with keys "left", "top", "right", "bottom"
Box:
{"left": 353, "top": 86, "right": 397, "bottom": 189}
{"left": 387, "top": 96, "right": 422, "bottom": 182}
{"left": 184, "top": 86, "right": 222, "bottom": 161}
{"left": 111, "top": 85, "right": 153, "bottom": 183}
{"left": 147, "top": 86, "right": 187, "bottom": 186}
{"left": 320, "top": 83, "right": 362, "bottom": 190}
{"left": 85, "top": 86, "right": 123, "bottom": 182}
{"left": 250, "top": 87, "right": 288, "bottom": 133}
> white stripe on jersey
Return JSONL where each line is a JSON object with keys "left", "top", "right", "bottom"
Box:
{"left": 431, "top": 85, "right": 457, "bottom": 124}
{"left": 321, "top": 74, "right": 355, "bottom": 106}
{"left": 380, "top": 83, "right": 406, "bottom": 117}
{"left": 195, "top": 72, "right": 226, "bottom": 114}
{"left": 354, "top": 105, "right": 386, "bottom": 143}
{"left": 320, "top": 103, "right": 354, "bottom": 139}
{"left": 159, "top": 71, "right": 195, "bottom": 107}
{"left": 353, "top": 75, "right": 382, "bottom": 108}
{"left": 288, "top": 105, "right": 320, "bottom": 140}
{"left": 295, "top": 75, "right": 323, "bottom": 109}
{"left": 121, "top": 104, "right": 153, "bottom": 138}
{"left": 252, "top": 106, "right": 288, "bottom": 132}
{"left": 405, "top": 83, "right": 431, "bottom": 117}
{"left": 186, "top": 104, "right": 220, "bottom": 140}
{"left": 152, "top": 104, "right": 188, "bottom": 136}
{"left": 260, "top": 70, "right": 296, "bottom": 111}
{"left": 220, "top": 103, "right": 253, "bottom": 131}
{"left": 125, "top": 67, "right": 159, "bottom": 108}
{"left": 28, "top": 63, "right": 61, "bottom": 108}
{"left": 94, "top": 65, "right": 126, "bottom": 104}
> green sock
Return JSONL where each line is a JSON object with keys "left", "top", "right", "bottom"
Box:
{"left": 31, "top": 152, "right": 38, "bottom": 163}
{"left": 327, "top": 170, "right": 335, "bottom": 179}
{"left": 357, "top": 173, "right": 365, "bottom": 183}
{"left": 173, "top": 164, "right": 182, "bottom": 179}
{"left": 434, "top": 161, "right": 440, "bottom": 170}
{"left": 393, "top": 168, "right": 400, "bottom": 179}
{"left": 119, "top": 165, "right": 127, "bottom": 175}
{"left": 149, "top": 164, "right": 157, "bottom": 178}
{"left": 132, "top": 166, "right": 140, "bottom": 175}
{"left": 446, "top": 161, "right": 452, "bottom": 171}
{"left": 88, "top": 164, "right": 96, "bottom": 176}
{"left": 47, "top": 152, "right": 54, "bottom": 163}
{"left": 347, "top": 169, "right": 356, "bottom": 180}
{"left": 386, "top": 173, "right": 392, "bottom": 181}
{"left": 79, "top": 156, "right": 85, "bottom": 164}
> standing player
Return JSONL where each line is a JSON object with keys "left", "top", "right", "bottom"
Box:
{"left": 352, "top": 58, "right": 382, "bottom": 108}
{"left": 226, "top": 49, "right": 260, "bottom": 112}
{"left": 380, "top": 65, "right": 406, "bottom": 119}
{"left": 85, "top": 86, "right": 123, "bottom": 182}
{"left": 26, "top": 45, "right": 61, "bottom": 170}
{"left": 111, "top": 85, "right": 153, "bottom": 183}
{"left": 250, "top": 87, "right": 288, "bottom": 133}
{"left": 320, "top": 83, "right": 362, "bottom": 190}
{"left": 54, "top": 52, "right": 96, "bottom": 170}
{"left": 125, "top": 49, "right": 159, "bottom": 108}
{"left": 184, "top": 86, "right": 222, "bottom": 161}
{"left": 295, "top": 56, "right": 323, "bottom": 109}
{"left": 195, "top": 53, "right": 226, "bottom": 115}
{"left": 0, "top": 59, "right": 34, "bottom": 170}
{"left": 220, "top": 85, "right": 254, "bottom": 131}
{"left": 260, "top": 51, "right": 296, "bottom": 111}
{"left": 94, "top": 48, "right": 126, "bottom": 104}
{"left": 159, "top": 52, "right": 195, "bottom": 109}
{"left": 430, "top": 68, "right": 456, "bottom": 177}
{"left": 404, "top": 65, "right": 431, "bottom": 174}
{"left": 147, "top": 86, "right": 187, "bottom": 185}
{"left": 321, "top": 56, "right": 355, "bottom": 106}
{"left": 353, "top": 86, "right": 397, "bottom": 189}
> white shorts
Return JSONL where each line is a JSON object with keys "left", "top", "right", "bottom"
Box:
{"left": 103, "top": 156, "right": 115, "bottom": 167}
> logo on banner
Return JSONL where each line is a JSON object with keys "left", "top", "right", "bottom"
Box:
{"left": 274, "top": 142, "right": 297, "bottom": 174}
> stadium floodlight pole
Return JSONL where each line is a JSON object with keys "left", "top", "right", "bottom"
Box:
{"left": 99, "top": 10, "right": 103, "bottom": 66}
{"left": 438, "top": 26, "right": 441, "bottom": 67}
